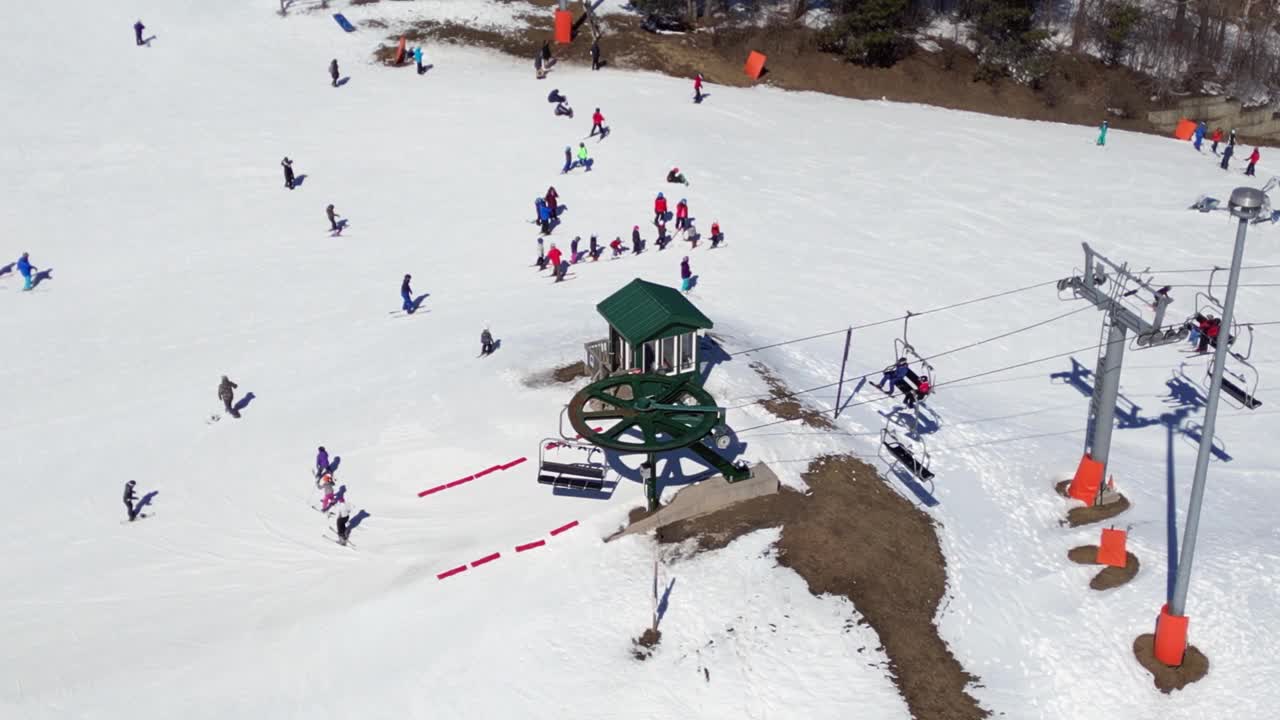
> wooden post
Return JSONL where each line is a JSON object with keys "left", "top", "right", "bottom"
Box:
{"left": 834, "top": 328, "right": 852, "bottom": 418}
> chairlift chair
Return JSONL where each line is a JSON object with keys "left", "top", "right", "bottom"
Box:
{"left": 537, "top": 438, "right": 609, "bottom": 491}
{"left": 880, "top": 426, "right": 934, "bottom": 481}
{"left": 1202, "top": 355, "right": 1262, "bottom": 410}
{"left": 892, "top": 312, "right": 936, "bottom": 406}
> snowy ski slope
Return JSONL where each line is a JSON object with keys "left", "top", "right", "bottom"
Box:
{"left": 2, "top": 1, "right": 1279, "bottom": 718}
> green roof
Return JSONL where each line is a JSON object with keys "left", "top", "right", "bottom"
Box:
{"left": 597, "top": 279, "right": 713, "bottom": 345}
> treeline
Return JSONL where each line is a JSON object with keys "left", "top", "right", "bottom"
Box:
{"left": 627, "top": 0, "right": 1280, "bottom": 98}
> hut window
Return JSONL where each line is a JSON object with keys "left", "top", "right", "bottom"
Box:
{"left": 679, "top": 333, "right": 695, "bottom": 372}
{"left": 660, "top": 336, "right": 676, "bottom": 373}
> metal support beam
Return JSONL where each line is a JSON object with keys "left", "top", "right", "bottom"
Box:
{"left": 1088, "top": 321, "right": 1127, "bottom": 499}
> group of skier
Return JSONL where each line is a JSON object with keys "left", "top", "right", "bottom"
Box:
{"left": 315, "top": 446, "right": 353, "bottom": 545}
{"left": 1189, "top": 121, "right": 1261, "bottom": 175}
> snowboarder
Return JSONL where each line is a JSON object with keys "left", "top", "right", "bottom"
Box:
{"left": 547, "top": 244, "right": 563, "bottom": 276}
{"left": 535, "top": 54, "right": 545, "bottom": 80}
{"left": 680, "top": 257, "right": 692, "bottom": 293}
{"left": 413, "top": 46, "right": 425, "bottom": 75}
{"left": 481, "top": 328, "right": 495, "bottom": 355}
{"left": 329, "top": 59, "right": 340, "bottom": 87}
{"left": 548, "top": 89, "right": 567, "bottom": 104}
{"left": 334, "top": 497, "right": 351, "bottom": 545}
{"left": 667, "top": 168, "right": 688, "bottom": 185}
{"left": 710, "top": 221, "right": 724, "bottom": 248}
{"left": 631, "top": 230, "right": 642, "bottom": 255}
{"left": 16, "top": 252, "right": 36, "bottom": 291}
{"left": 1246, "top": 147, "right": 1260, "bottom": 176}
{"left": 218, "top": 375, "right": 240, "bottom": 418}
{"left": 1221, "top": 143, "right": 1234, "bottom": 171}
{"left": 609, "top": 237, "right": 624, "bottom": 258}
{"left": 577, "top": 143, "right": 591, "bottom": 171}
{"left": 1210, "top": 127, "right": 1223, "bottom": 154}
{"left": 693, "top": 73, "right": 704, "bottom": 103}
{"left": 675, "top": 199, "right": 689, "bottom": 230}
{"left": 562, "top": 146, "right": 573, "bottom": 174}
{"left": 656, "top": 222, "right": 670, "bottom": 250}
{"left": 591, "top": 39, "right": 601, "bottom": 71}
{"left": 123, "top": 480, "right": 139, "bottom": 521}
{"left": 589, "top": 235, "right": 602, "bottom": 261}
{"left": 133, "top": 20, "right": 145, "bottom": 46}
{"left": 316, "top": 446, "right": 331, "bottom": 480}
{"left": 545, "top": 186, "right": 559, "bottom": 216}
{"left": 590, "top": 108, "right": 606, "bottom": 138}
{"left": 874, "top": 359, "right": 910, "bottom": 395}
{"left": 281, "top": 157, "right": 295, "bottom": 190}
{"left": 326, "top": 204, "right": 339, "bottom": 232}
{"left": 1193, "top": 121, "right": 1206, "bottom": 152}
{"left": 401, "top": 274, "right": 415, "bottom": 313}
{"left": 654, "top": 193, "right": 668, "bottom": 225}
{"left": 1096, "top": 120, "right": 1108, "bottom": 146}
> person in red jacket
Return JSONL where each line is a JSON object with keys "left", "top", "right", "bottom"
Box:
{"left": 654, "top": 193, "right": 667, "bottom": 225}
{"left": 545, "top": 186, "right": 559, "bottom": 217}
{"left": 905, "top": 376, "right": 931, "bottom": 408}
{"left": 1210, "top": 128, "right": 1223, "bottom": 155}
{"left": 693, "top": 72, "right": 704, "bottom": 103}
{"left": 590, "top": 108, "right": 607, "bottom": 138}
{"left": 1246, "top": 147, "right": 1261, "bottom": 176}
{"left": 709, "top": 221, "right": 723, "bottom": 248}
{"left": 547, "top": 243, "right": 563, "bottom": 275}
{"left": 675, "top": 199, "right": 689, "bottom": 230}
{"left": 609, "top": 237, "right": 624, "bottom": 258}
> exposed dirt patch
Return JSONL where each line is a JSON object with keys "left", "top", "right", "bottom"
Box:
{"left": 522, "top": 360, "right": 588, "bottom": 388}
{"left": 1054, "top": 480, "right": 1131, "bottom": 527}
{"left": 749, "top": 362, "right": 835, "bottom": 431}
{"left": 1067, "top": 545, "right": 1141, "bottom": 590}
{"left": 1133, "top": 634, "right": 1210, "bottom": 692}
{"left": 656, "top": 454, "right": 987, "bottom": 720}
{"left": 369, "top": 7, "right": 1162, "bottom": 136}
{"left": 631, "top": 626, "right": 662, "bottom": 660}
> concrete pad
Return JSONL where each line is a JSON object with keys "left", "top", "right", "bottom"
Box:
{"left": 607, "top": 463, "right": 780, "bottom": 541}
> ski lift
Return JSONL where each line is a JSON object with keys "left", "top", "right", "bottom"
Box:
{"left": 879, "top": 426, "right": 934, "bottom": 481}
{"left": 891, "top": 312, "right": 935, "bottom": 406}
{"left": 537, "top": 437, "right": 610, "bottom": 491}
{"left": 1202, "top": 352, "right": 1262, "bottom": 411}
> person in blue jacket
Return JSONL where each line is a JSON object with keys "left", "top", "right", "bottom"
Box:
{"left": 16, "top": 252, "right": 36, "bottom": 291}
{"left": 401, "top": 273, "right": 415, "bottom": 313}
{"left": 1193, "top": 121, "right": 1207, "bottom": 152}
{"left": 413, "top": 46, "right": 425, "bottom": 75}
{"left": 134, "top": 20, "right": 146, "bottom": 46}
{"left": 562, "top": 146, "right": 573, "bottom": 174}
{"left": 316, "top": 446, "right": 330, "bottom": 480}
{"left": 875, "top": 358, "right": 910, "bottom": 395}
{"left": 537, "top": 198, "right": 553, "bottom": 234}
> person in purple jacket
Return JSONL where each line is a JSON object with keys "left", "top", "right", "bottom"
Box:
{"left": 680, "top": 256, "right": 692, "bottom": 293}
{"left": 315, "top": 446, "right": 330, "bottom": 480}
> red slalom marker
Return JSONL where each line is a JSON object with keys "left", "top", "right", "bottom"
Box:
{"left": 437, "top": 565, "right": 468, "bottom": 580}
{"left": 471, "top": 552, "right": 501, "bottom": 568}
{"left": 550, "top": 520, "right": 579, "bottom": 537}
{"left": 515, "top": 540, "right": 546, "bottom": 553}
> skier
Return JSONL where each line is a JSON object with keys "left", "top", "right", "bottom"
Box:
{"left": 547, "top": 244, "right": 563, "bottom": 276}
{"left": 1096, "top": 120, "right": 1108, "bottom": 146}
{"left": 16, "top": 252, "right": 36, "bottom": 291}
{"left": 1229, "top": 128, "right": 1238, "bottom": 147}
{"left": 218, "top": 375, "right": 240, "bottom": 418}
{"left": 326, "top": 204, "right": 339, "bottom": 232}
{"left": 609, "top": 237, "right": 624, "bottom": 258}
{"left": 413, "top": 46, "right": 425, "bottom": 75}
{"left": 693, "top": 73, "right": 704, "bottom": 103}
{"left": 589, "top": 235, "right": 602, "bottom": 261}
{"left": 632, "top": 225, "right": 643, "bottom": 251}
{"left": 334, "top": 497, "right": 352, "bottom": 545}
{"left": 481, "top": 328, "right": 495, "bottom": 355}
{"left": 631, "top": 231, "right": 642, "bottom": 256}
{"left": 535, "top": 54, "right": 545, "bottom": 80}
{"left": 874, "top": 358, "right": 910, "bottom": 395}
{"left": 710, "top": 221, "right": 724, "bottom": 248}
{"left": 1221, "top": 143, "right": 1234, "bottom": 171}
{"left": 577, "top": 143, "right": 591, "bottom": 171}
{"left": 541, "top": 41, "right": 553, "bottom": 66}
{"left": 1196, "top": 315, "right": 1221, "bottom": 353}
{"left": 123, "top": 480, "right": 139, "bottom": 521}
{"left": 562, "top": 146, "right": 573, "bottom": 174}
{"left": 675, "top": 199, "right": 689, "bottom": 230}
{"left": 401, "top": 273, "right": 418, "bottom": 313}
{"left": 1193, "top": 121, "right": 1206, "bottom": 152}
{"left": 1210, "top": 127, "right": 1223, "bottom": 154}
{"left": 667, "top": 168, "right": 688, "bottom": 185}
{"left": 654, "top": 193, "right": 668, "bottom": 224}
{"left": 656, "top": 222, "right": 670, "bottom": 250}
{"left": 538, "top": 198, "right": 553, "bottom": 235}
{"left": 1246, "top": 147, "right": 1260, "bottom": 176}
{"left": 133, "top": 20, "right": 145, "bottom": 46}
{"left": 905, "top": 375, "right": 931, "bottom": 408}
{"left": 570, "top": 236, "right": 581, "bottom": 263}
{"left": 281, "top": 157, "right": 296, "bottom": 190}
{"left": 590, "top": 108, "right": 606, "bottom": 138}
{"left": 319, "top": 473, "right": 336, "bottom": 512}
{"left": 591, "top": 39, "right": 601, "bottom": 71}
{"left": 329, "top": 59, "right": 340, "bottom": 87}
{"left": 545, "top": 186, "right": 559, "bottom": 216}
{"left": 680, "top": 256, "right": 692, "bottom": 293}
{"left": 316, "top": 446, "right": 330, "bottom": 480}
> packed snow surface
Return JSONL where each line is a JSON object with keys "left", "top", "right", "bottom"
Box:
{"left": 2, "top": 1, "right": 1279, "bottom": 718}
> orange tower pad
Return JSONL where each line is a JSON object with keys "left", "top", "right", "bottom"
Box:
{"left": 744, "top": 51, "right": 766, "bottom": 80}
{"left": 1067, "top": 454, "right": 1104, "bottom": 505}
{"left": 1154, "top": 604, "right": 1189, "bottom": 666}
{"left": 394, "top": 36, "right": 407, "bottom": 65}
{"left": 1096, "top": 527, "right": 1127, "bottom": 568}
{"left": 1174, "top": 118, "right": 1197, "bottom": 140}
{"left": 555, "top": 10, "right": 572, "bottom": 44}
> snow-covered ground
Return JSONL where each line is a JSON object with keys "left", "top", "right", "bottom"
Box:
{"left": 3, "top": 1, "right": 1279, "bottom": 718}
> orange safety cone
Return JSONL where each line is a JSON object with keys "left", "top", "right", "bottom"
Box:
{"left": 555, "top": 10, "right": 572, "bottom": 44}
{"left": 1154, "top": 604, "right": 1189, "bottom": 666}
{"left": 744, "top": 51, "right": 766, "bottom": 80}
{"left": 1095, "top": 527, "right": 1127, "bottom": 568}
{"left": 1067, "top": 453, "right": 1104, "bottom": 504}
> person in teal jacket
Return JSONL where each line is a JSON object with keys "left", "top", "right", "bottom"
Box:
{"left": 1096, "top": 120, "right": 1109, "bottom": 146}
{"left": 413, "top": 46, "right": 424, "bottom": 75}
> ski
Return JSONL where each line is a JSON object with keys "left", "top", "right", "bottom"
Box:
{"left": 120, "top": 513, "right": 152, "bottom": 525}
{"left": 323, "top": 531, "right": 355, "bottom": 549}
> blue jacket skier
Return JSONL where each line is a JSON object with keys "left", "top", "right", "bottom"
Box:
{"left": 875, "top": 358, "right": 910, "bottom": 395}
{"left": 133, "top": 20, "right": 145, "bottom": 46}
{"left": 1221, "top": 143, "right": 1234, "bottom": 170}
{"left": 537, "top": 199, "right": 553, "bottom": 234}
{"left": 123, "top": 480, "right": 138, "bottom": 521}
{"left": 401, "top": 273, "right": 414, "bottom": 312}
{"left": 1193, "top": 121, "right": 1207, "bottom": 151}
{"left": 316, "top": 446, "right": 330, "bottom": 479}
{"left": 562, "top": 146, "right": 572, "bottom": 174}
{"left": 413, "top": 46, "right": 424, "bottom": 75}
{"left": 16, "top": 252, "right": 35, "bottom": 291}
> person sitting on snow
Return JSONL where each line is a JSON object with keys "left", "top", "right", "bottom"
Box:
{"left": 666, "top": 167, "right": 688, "bottom": 185}
{"left": 555, "top": 102, "right": 574, "bottom": 118}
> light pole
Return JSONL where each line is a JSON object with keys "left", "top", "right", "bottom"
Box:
{"left": 1153, "top": 186, "right": 1266, "bottom": 666}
